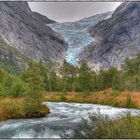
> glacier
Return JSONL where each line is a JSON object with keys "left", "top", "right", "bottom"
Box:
{"left": 49, "top": 11, "right": 112, "bottom": 65}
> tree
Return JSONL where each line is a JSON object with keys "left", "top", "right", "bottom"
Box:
{"left": 9, "top": 79, "right": 27, "bottom": 98}
{"left": 0, "top": 68, "right": 5, "bottom": 83}
{"left": 3, "top": 74, "right": 16, "bottom": 96}
{"left": 122, "top": 54, "right": 140, "bottom": 75}
{"left": 67, "top": 65, "right": 79, "bottom": 92}
{"left": 78, "top": 63, "right": 94, "bottom": 94}
{"left": 45, "top": 62, "right": 60, "bottom": 92}
{"left": 96, "top": 68, "right": 122, "bottom": 91}
{"left": 50, "top": 71, "right": 63, "bottom": 91}
{"left": 122, "top": 54, "right": 140, "bottom": 91}
{"left": 60, "top": 60, "right": 72, "bottom": 92}
{"left": 0, "top": 83, "right": 4, "bottom": 97}
{"left": 21, "top": 61, "right": 45, "bottom": 117}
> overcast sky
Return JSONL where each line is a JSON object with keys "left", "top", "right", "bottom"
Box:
{"left": 28, "top": 2, "right": 122, "bottom": 22}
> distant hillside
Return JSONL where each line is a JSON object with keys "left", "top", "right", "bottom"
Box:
{"left": 33, "top": 12, "right": 56, "bottom": 24}
{"left": 79, "top": 2, "right": 140, "bottom": 71}
{"left": 0, "top": 2, "right": 67, "bottom": 66}
{"left": 0, "top": 35, "right": 29, "bottom": 73}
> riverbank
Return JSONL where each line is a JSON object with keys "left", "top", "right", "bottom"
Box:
{"left": 0, "top": 88, "right": 140, "bottom": 122}
{"left": 44, "top": 88, "right": 140, "bottom": 109}
{"left": 0, "top": 101, "right": 140, "bottom": 138}
{"left": 73, "top": 113, "right": 140, "bottom": 138}
{"left": 0, "top": 98, "right": 49, "bottom": 122}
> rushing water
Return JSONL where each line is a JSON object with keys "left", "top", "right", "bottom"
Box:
{"left": 0, "top": 102, "right": 140, "bottom": 138}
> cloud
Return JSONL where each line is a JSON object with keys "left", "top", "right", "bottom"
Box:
{"left": 28, "top": 2, "right": 122, "bottom": 22}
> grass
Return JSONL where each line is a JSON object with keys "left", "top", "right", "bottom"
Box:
{"left": 0, "top": 88, "right": 139, "bottom": 122}
{"left": 72, "top": 112, "right": 140, "bottom": 138}
{"left": 0, "top": 97, "right": 49, "bottom": 121}
{"left": 44, "top": 88, "right": 140, "bottom": 109}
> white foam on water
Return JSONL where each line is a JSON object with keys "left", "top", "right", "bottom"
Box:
{"left": 0, "top": 102, "right": 140, "bottom": 138}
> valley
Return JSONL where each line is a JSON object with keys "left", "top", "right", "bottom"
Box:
{"left": 49, "top": 11, "right": 112, "bottom": 65}
{"left": 0, "top": 1, "right": 139, "bottom": 139}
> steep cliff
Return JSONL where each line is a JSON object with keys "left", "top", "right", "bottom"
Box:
{"left": 0, "top": 35, "right": 29, "bottom": 73}
{"left": 79, "top": 2, "right": 140, "bottom": 71}
{"left": 0, "top": 2, "right": 67, "bottom": 65}
{"left": 32, "top": 12, "right": 56, "bottom": 24}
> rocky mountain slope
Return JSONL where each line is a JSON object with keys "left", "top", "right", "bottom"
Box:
{"left": 0, "top": 35, "right": 29, "bottom": 73}
{"left": 33, "top": 12, "right": 56, "bottom": 24}
{"left": 49, "top": 12, "right": 112, "bottom": 65}
{"left": 79, "top": 2, "right": 140, "bottom": 71}
{"left": 0, "top": 2, "right": 67, "bottom": 67}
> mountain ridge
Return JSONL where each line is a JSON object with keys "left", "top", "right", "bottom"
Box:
{"left": 32, "top": 11, "right": 56, "bottom": 24}
{"left": 78, "top": 2, "right": 140, "bottom": 71}
{"left": 0, "top": 1, "right": 68, "bottom": 68}
{"left": 49, "top": 11, "right": 112, "bottom": 65}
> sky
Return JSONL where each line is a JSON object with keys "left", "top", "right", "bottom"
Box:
{"left": 28, "top": 2, "right": 122, "bottom": 22}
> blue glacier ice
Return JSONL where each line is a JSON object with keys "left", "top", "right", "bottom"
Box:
{"left": 49, "top": 12, "right": 112, "bottom": 65}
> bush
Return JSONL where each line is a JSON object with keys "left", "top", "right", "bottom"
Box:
{"left": 1, "top": 101, "right": 25, "bottom": 119}
{"left": 60, "top": 92, "right": 66, "bottom": 102}
{"left": 125, "top": 92, "right": 136, "bottom": 108}
{"left": 0, "top": 99, "right": 49, "bottom": 121}
{"left": 72, "top": 112, "right": 140, "bottom": 138}
{"left": 111, "top": 90, "right": 119, "bottom": 96}
{"left": 9, "top": 80, "right": 27, "bottom": 97}
{"left": 0, "top": 83, "right": 4, "bottom": 97}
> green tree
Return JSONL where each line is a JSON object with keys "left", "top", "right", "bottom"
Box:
{"left": 122, "top": 54, "right": 140, "bottom": 91}
{"left": 0, "top": 83, "right": 4, "bottom": 97}
{"left": 0, "top": 67, "right": 5, "bottom": 83}
{"left": 3, "top": 74, "right": 16, "bottom": 96}
{"left": 67, "top": 65, "right": 79, "bottom": 92}
{"left": 45, "top": 62, "right": 60, "bottom": 92}
{"left": 78, "top": 63, "right": 94, "bottom": 95}
{"left": 60, "top": 60, "right": 72, "bottom": 92}
{"left": 21, "top": 61, "right": 45, "bottom": 117}
{"left": 9, "top": 79, "right": 27, "bottom": 98}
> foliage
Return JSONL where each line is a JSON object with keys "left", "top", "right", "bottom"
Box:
{"left": 0, "top": 53, "right": 140, "bottom": 119}
{"left": 60, "top": 92, "right": 66, "bottom": 102}
{"left": 0, "top": 59, "right": 20, "bottom": 74}
{"left": 125, "top": 92, "right": 136, "bottom": 108}
{"left": 0, "top": 61, "right": 49, "bottom": 119}
{"left": 21, "top": 61, "right": 46, "bottom": 117}
{"left": 78, "top": 63, "right": 95, "bottom": 94}
{"left": 73, "top": 112, "right": 140, "bottom": 138}
{"left": 9, "top": 79, "right": 27, "bottom": 98}
{"left": 0, "top": 98, "right": 49, "bottom": 121}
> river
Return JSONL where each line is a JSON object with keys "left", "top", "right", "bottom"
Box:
{"left": 0, "top": 102, "right": 140, "bottom": 138}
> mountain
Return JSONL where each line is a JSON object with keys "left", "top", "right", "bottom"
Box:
{"left": 49, "top": 11, "right": 112, "bottom": 65}
{"left": 32, "top": 12, "right": 56, "bottom": 24}
{"left": 0, "top": 2, "right": 67, "bottom": 67}
{"left": 79, "top": 2, "right": 140, "bottom": 71}
{"left": 0, "top": 35, "right": 29, "bottom": 73}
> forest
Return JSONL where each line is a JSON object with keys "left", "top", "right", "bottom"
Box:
{"left": 0, "top": 53, "right": 140, "bottom": 121}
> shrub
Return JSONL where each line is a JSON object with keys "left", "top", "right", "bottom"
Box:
{"left": 0, "top": 83, "right": 4, "bottom": 97}
{"left": 72, "top": 112, "right": 140, "bottom": 138}
{"left": 125, "top": 92, "right": 136, "bottom": 108}
{"left": 111, "top": 90, "right": 119, "bottom": 96}
{"left": 1, "top": 101, "right": 25, "bottom": 119}
{"left": 9, "top": 80, "right": 27, "bottom": 97}
{"left": 60, "top": 92, "right": 66, "bottom": 102}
